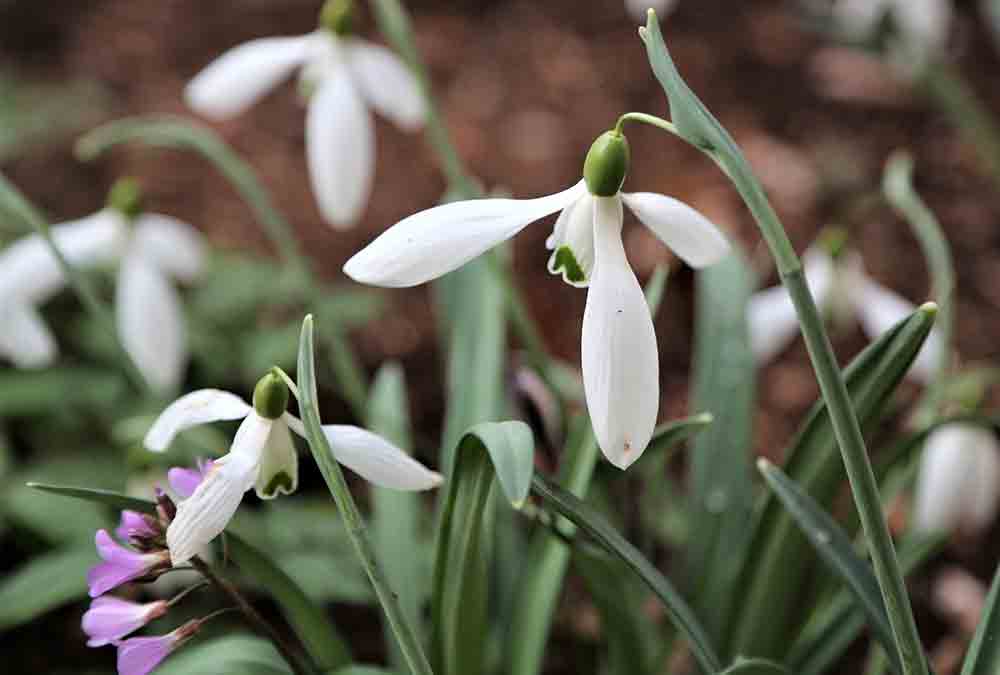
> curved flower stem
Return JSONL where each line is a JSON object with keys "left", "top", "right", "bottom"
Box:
{"left": 190, "top": 555, "right": 319, "bottom": 675}
{"left": 0, "top": 173, "right": 152, "bottom": 394}
{"left": 618, "top": 109, "right": 928, "bottom": 675}
{"left": 615, "top": 112, "right": 679, "bottom": 136}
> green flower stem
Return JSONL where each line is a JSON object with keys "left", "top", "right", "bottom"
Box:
{"left": 0, "top": 174, "right": 152, "bottom": 394}
{"left": 620, "top": 110, "right": 928, "bottom": 675}
{"left": 297, "top": 316, "right": 434, "bottom": 675}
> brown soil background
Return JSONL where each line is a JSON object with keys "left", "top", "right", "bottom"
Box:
{"left": 3, "top": 0, "right": 1000, "bottom": 673}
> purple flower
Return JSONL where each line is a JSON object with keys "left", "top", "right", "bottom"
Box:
{"left": 115, "top": 511, "right": 159, "bottom": 544}
{"left": 116, "top": 620, "right": 200, "bottom": 675}
{"left": 82, "top": 596, "right": 167, "bottom": 647}
{"left": 87, "top": 530, "right": 169, "bottom": 597}
{"left": 167, "top": 458, "right": 213, "bottom": 499}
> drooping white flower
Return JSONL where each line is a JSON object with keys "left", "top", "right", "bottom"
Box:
{"left": 184, "top": 0, "right": 424, "bottom": 228}
{"left": 344, "top": 131, "right": 730, "bottom": 469}
{"left": 625, "top": 0, "right": 680, "bottom": 22}
{"left": 833, "top": 0, "right": 952, "bottom": 69}
{"left": 747, "top": 242, "right": 943, "bottom": 382}
{"left": 912, "top": 423, "right": 1000, "bottom": 534}
{"left": 0, "top": 180, "right": 205, "bottom": 393}
{"left": 144, "top": 372, "right": 443, "bottom": 564}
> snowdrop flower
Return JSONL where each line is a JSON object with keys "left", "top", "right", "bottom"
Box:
{"left": 184, "top": 0, "right": 424, "bottom": 228}
{"left": 82, "top": 596, "right": 168, "bottom": 647}
{"left": 626, "top": 0, "right": 679, "bottom": 22}
{"left": 116, "top": 620, "right": 202, "bottom": 675}
{"left": 0, "top": 179, "right": 205, "bottom": 393}
{"left": 145, "top": 370, "right": 443, "bottom": 564}
{"left": 747, "top": 236, "right": 943, "bottom": 381}
{"left": 833, "top": 0, "right": 952, "bottom": 70}
{"left": 912, "top": 423, "right": 1000, "bottom": 534}
{"left": 344, "top": 130, "right": 730, "bottom": 468}
{"left": 87, "top": 530, "right": 171, "bottom": 598}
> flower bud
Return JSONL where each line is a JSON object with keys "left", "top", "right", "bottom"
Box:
{"left": 253, "top": 370, "right": 289, "bottom": 420}
{"left": 320, "top": 0, "right": 354, "bottom": 36}
{"left": 107, "top": 178, "right": 144, "bottom": 220}
{"left": 583, "top": 131, "right": 630, "bottom": 197}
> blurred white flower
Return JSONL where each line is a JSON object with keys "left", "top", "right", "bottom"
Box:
{"left": 833, "top": 0, "right": 952, "bottom": 70}
{"left": 747, "top": 244, "right": 943, "bottom": 382}
{"left": 184, "top": 2, "right": 424, "bottom": 229}
{"left": 0, "top": 203, "right": 205, "bottom": 392}
{"left": 344, "top": 131, "right": 729, "bottom": 469}
{"left": 144, "top": 375, "right": 443, "bottom": 564}
{"left": 625, "top": 0, "right": 680, "bottom": 22}
{"left": 912, "top": 423, "right": 1000, "bottom": 534}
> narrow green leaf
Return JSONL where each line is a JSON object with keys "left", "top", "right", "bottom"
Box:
{"left": 227, "top": 534, "right": 351, "bottom": 671}
{"left": 644, "top": 264, "right": 670, "bottom": 317}
{"left": 368, "top": 363, "right": 426, "bottom": 671}
{"left": 686, "top": 250, "right": 755, "bottom": 638}
{"left": 432, "top": 421, "right": 535, "bottom": 675}
{"left": 731, "top": 304, "right": 936, "bottom": 657}
{"left": 530, "top": 474, "right": 722, "bottom": 674}
{"left": 960, "top": 561, "right": 1000, "bottom": 675}
{"left": 332, "top": 668, "right": 398, "bottom": 675}
{"left": 645, "top": 412, "right": 714, "bottom": 463}
{"left": 0, "top": 547, "right": 94, "bottom": 630}
{"left": 156, "top": 635, "right": 291, "bottom": 675}
{"left": 27, "top": 482, "right": 155, "bottom": 514}
{"left": 757, "top": 460, "right": 903, "bottom": 674}
{"left": 720, "top": 658, "right": 789, "bottom": 674}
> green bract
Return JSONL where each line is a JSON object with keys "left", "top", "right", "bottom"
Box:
{"left": 106, "top": 177, "right": 143, "bottom": 220}
{"left": 320, "top": 0, "right": 354, "bottom": 37}
{"left": 583, "top": 130, "right": 630, "bottom": 197}
{"left": 253, "top": 370, "right": 290, "bottom": 419}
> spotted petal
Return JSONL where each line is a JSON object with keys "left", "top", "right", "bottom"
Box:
{"left": 546, "top": 194, "right": 594, "bottom": 287}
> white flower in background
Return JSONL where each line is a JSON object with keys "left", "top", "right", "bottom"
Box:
{"left": 0, "top": 179, "right": 205, "bottom": 392}
{"left": 833, "top": 0, "right": 952, "bottom": 69}
{"left": 625, "top": 0, "right": 680, "bottom": 22}
{"left": 912, "top": 424, "right": 1000, "bottom": 534}
{"left": 144, "top": 371, "right": 443, "bottom": 564}
{"left": 184, "top": 0, "right": 425, "bottom": 228}
{"left": 344, "top": 130, "right": 730, "bottom": 469}
{"left": 747, "top": 237, "right": 943, "bottom": 382}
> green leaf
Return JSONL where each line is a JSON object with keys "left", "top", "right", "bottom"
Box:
{"left": 27, "top": 482, "right": 155, "bottom": 514}
{"left": 720, "top": 658, "right": 789, "bottom": 674}
{"left": 685, "top": 250, "right": 755, "bottom": 638}
{"left": 730, "top": 304, "right": 936, "bottom": 657}
{"left": 331, "top": 668, "right": 398, "bottom": 675}
{"left": 0, "top": 547, "right": 94, "bottom": 630}
{"left": 960, "top": 560, "right": 1000, "bottom": 675}
{"left": 757, "top": 460, "right": 905, "bottom": 675}
{"left": 432, "top": 421, "right": 535, "bottom": 675}
{"left": 227, "top": 533, "right": 351, "bottom": 671}
{"left": 0, "top": 367, "right": 127, "bottom": 417}
{"left": 530, "top": 474, "right": 722, "bottom": 674}
{"left": 368, "top": 363, "right": 427, "bottom": 671}
{"left": 156, "top": 635, "right": 291, "bottom": 675}
{"left": 644, "top": 264, "right": 670, "bottom": 317}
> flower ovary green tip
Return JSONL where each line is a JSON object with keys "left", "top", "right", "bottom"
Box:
{"left": 107, "top": 178, "right": 144, "bottom": 220}
{"left": 551, "top": 246, "right": 586, "bottom": 284}
{"left": 253, "top": 370, "right": 289, "bottom": 419}
{"left": 584, "top": 130, "right": 630, "bottom": 197}
{"left": 320, "top": 0, "right": 354, "bottom": 36}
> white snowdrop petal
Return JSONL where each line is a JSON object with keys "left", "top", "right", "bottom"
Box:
{"left": 307, "top": 71, "right": 375, "bottom": 228}
{"left": 166, "top": 416, "right": 265, "bottom": 565}
{"left": 854, "top": 278, "right": 940, "bottom": 381}
{"left": 0, "top": 302, "right": 58, "bottom": 368}
{"left": 582, "top": 196, "right": 659, "bottom": 469}
{"left": 144, "top": 390, "right": 251, "bottom": 452}
{"left": 964, "top": 429, "right": 1000, "bottom": 532}
{"left": 322, "top": 425, "right": 443, "bottom": 490}
{"left": 622, "top": 192, "right": 730, "bottom": 268}
{"left": 546, "top": 194, "right": 595, "bottom": 287}
{"left": 344, "top": 180, "right": 589, "bottom": 287}
{"left": 912, "top": 425, "right": 990, "bottom": 533}
{"left": 184, "top": 36, "right": 314, "bottom": 120}
{"left": 255, "top": 418, "right": 299, "bottom": 499}
{"left": 116, "top": 256, "right": 187, "bottom": 395}
{"left": 0, "top": 210, "right": 127, "bottom": 304}
{"left": 893, "top": 0, "right": 952, "bottom": 50}
{"left": 132, "top": 214, "right": 207, "bottom": 283}
{"left": 346, "top": 39, "right": 425, "bottom": 130}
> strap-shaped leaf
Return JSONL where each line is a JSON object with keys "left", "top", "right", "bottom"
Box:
{"left": 961, "top": 561, "right": 1000, "bottom": 675}
{"left": 720, "top": 658, "right": 789, "bottom": 674}
{"left": 731, "top": 304, "right": 936, "bottom": 657}
{"left": 431, "top": 421, "right": 535, "bottom": 675}
{"left": 156, "top": 635, "right": 291, "bottom": 675}
{"left": 0, "top": 547, "right": 94, "bottom": 631}
{"left": 757, "top": 460, "right": 907, "bottom": 674}
{"left": 28, "top": 482, "right": 155, "bottom": 513}
{"left": 530, "top": 474, "right": 722, "bottom": 674}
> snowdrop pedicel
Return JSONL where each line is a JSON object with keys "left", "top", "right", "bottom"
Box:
{"left": 345, "top": 128, "right": 730, "bottom": 468}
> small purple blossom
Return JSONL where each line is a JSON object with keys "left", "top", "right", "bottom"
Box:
{"left": 82, "top": 596, "right": 167, "bottom": 647}
{"left": 116, "top": 620, "right": 200, "bottom": 675}
{"left": 87, "top": 530, "right": 169, "bottom": 598}
{"left": 115, "top": 511, "right": 159, "bottom": 544}
{"left": 167, "top": 458, "right": 213, "bottom": 499}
